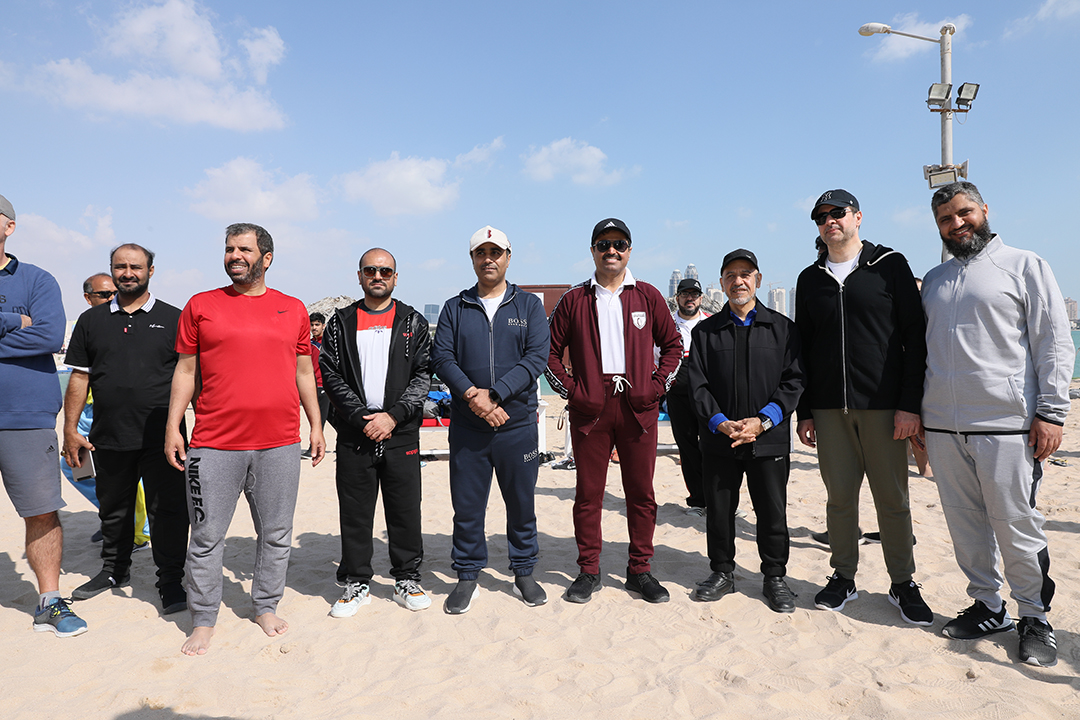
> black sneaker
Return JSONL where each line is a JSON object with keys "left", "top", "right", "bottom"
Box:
{"left": 810, "top": 530, "right": 830, "bottom": 545}
{"left": 565, "top": 572, "right": 601, "bottom": 603}
{"left": 889, "top": 580, "right": 933, "bottom": 626}
{"left": 763, "top": 577, "right": 797, "bottom": 613}
{"left": 72, "top": 570, "right": 131, "bottom": 600}
{"left": 942, "top": 600, "right": 1015, "bottom": 639}
{"left": 814, "top": 573, "right": 858, "bottom": 611}
{"left": 513, "top": 575, "right": 548, "bottom": 607}
{"left": 443, "top": 580, "right": 479, "bottom": 615}
{"left": 1017, "top": 617, "right": 1057, "bottom": 667}
{"left": 693, "top": 571, "right": 735, "bottom": 602}
{"left": 624, "top": 569, "right": 670, "bottom": 603}
{"left": 159, "top": 582, "right": 188, "bottom": 615}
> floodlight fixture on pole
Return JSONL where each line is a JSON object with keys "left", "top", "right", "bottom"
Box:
{"left": 859, "top": 21, "right": 978, "bottom": 192}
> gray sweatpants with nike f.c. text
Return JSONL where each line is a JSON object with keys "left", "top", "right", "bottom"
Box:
{"left": 926, "top": 431, "right": 1054, "bottom": 621}
{"left": 185, "top": 444, "right": 301, "bottom": 627}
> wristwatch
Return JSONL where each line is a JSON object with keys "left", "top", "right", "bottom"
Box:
{"left": 757, "top": 414, "right": 774, "bottom": 433}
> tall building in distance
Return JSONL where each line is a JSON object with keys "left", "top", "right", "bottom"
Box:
{"left": 668, "top": 269, "right": 683, "bottom": 297}
{"left": 424, "top": 303, "right": 441, "bottom": 326}
{"left": 767, "top": 286, "right": 787, "bottom": 317}
{"left": 1065, "top": 297, "right": 1078, "bottom": 322}
{"left": 788, "top": 287, "right": 796, "bottom": 319}
{"left": 684, "top": 263, "right": 699, "bottom": 282}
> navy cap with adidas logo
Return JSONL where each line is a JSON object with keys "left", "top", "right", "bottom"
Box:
{"left": 591, "top": 218, "right": 631, "bottom": 244}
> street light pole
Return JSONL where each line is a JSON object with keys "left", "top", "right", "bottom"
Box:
{"left": 938, "top": 25, "right": 954, "bottom": 169}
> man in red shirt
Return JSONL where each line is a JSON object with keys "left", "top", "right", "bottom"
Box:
{"left": 165, "top": 223, "right": 325, "bottom": 656}
{"left": 547, "top": 218, "right": 682, "bottom": 604}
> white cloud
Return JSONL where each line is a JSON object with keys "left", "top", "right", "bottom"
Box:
{"left": 187, "top": 158, "right": 319, "bottom": 223}
{"left": 240, "top": 27, "right": 286, "bottom": 85}
{"left": 19, "top": 206, "right": 115, "bottom": 252}
{"left": 34, "top": 59, "right": 285, "bottom": 131}
{"left": 102, "top": 0, "right": 224, "bottom": 80}
{"left": 522, "top": 138, "right": 627, "bottom": 186}
{"left": 1007, "top": 0, "right": 1080, "bottom": 36}
{"left": 454, "top": 137, "right": 505, "bottom": 168}
{"left": 18, "top": 0, "right": 286, "bottom": 131}
{"left": 665, "top": 219, "right": 689, "bottom": 230}
{"left": 338, "top": 152, "right": 461, "bottom": 216}
{"left": 795, "top": 195, "right": 819, "bottom": 213}
{"left": 867, "top": 13, "right": 973, "bottom": 62}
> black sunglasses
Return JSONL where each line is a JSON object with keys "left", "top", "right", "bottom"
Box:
{"left": 87, "top": 290, "right": 116, "bottom": 299}
{"left": 592, "top": 239, "right": 630, "bottom": 253}
{"left": 361, "top": 265, "right": 395, "bottom": 279}
{"left": 813, "top": 207, "right": 852, "bottom": 226}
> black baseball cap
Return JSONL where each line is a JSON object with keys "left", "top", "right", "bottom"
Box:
{"left": 810, "top": 189, "right": 859, "bottom": 219}
{"left": 676, "top": 278, "right": 703, "bottom": 294}
{"left": 591, "top": 218, "right": 631, "bottom": 244}
{"left": 721, "top": 249, "right": 759, "bottom": 273}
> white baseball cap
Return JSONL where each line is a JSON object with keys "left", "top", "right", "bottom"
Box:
{"left": 469, "top": 225, "right": 510, "bottom": 253}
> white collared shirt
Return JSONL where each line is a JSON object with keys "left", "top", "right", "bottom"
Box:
{"left": 590, "top": 267, "right": 636, "bottom": 374}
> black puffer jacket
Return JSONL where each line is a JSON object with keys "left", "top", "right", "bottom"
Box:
{"left": 319, "top": 299, "right": 431, "bottom": 448}
{"left": 794, "top": 241, "right": 925, "bottom": 418}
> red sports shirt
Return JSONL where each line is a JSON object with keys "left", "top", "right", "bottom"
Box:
{"left": 176, "top": 286, "right": 311, "bottom": 450}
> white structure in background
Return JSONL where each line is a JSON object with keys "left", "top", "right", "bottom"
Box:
{"left": 668, "top": 269, "right": 683, "bottom": 297}
{"left": 767, "top": 286, "right": 787, "bottom": 317}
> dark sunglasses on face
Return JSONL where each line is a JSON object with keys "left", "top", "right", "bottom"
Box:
{"left": 592, "top": 239, "right": 630, "bottom": 253}
{"left": 813, "top": 207, "right": 852, "bottom": 226}
{"left": 88, "top": 290, "right": 116, "bottom": 299}
{"left": 361, "top": 265, "right": 395, "bottom": 279}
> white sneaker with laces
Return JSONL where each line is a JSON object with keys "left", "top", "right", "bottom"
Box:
{"left": 330, "top": 581, "right": 370, "bottom": 618}
{"left": 394, "top": 579, "right": 432, "bottom": 611}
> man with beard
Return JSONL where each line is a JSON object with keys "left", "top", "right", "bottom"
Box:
{"left": 320, "top": 248, "right": 433, "bottom": 617}
{"left": 795, "top": 189, "right": 933, "bottom": 626}
{"left": 165, "top": 223, "right": 325, "bottom": 655}
{"left": 686, "top": 249, "right": 803, "bottom": 611}
{"left": 63, "top": 244, "right": 189, "bottom": 614}
{"left": 664, "top": 278, "right": 711, "bottom": 516}
{"left": 432, "top": 227, "right": 550, "bottom": 613}
{"left": 546, "top": 218, "right": 682, "bottom": 604}
{"left": 921, "top": 181, "right": 1073, "bottom": 667}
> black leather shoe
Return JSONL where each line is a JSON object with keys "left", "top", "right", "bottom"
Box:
{"left": 693, "top": 571, "right": 735, "bottom": 602}
{"left": 565, "top": 572, "right": 601, "bottom": 603}
{"left": 625, "top": 569, "right": 670, "bottom": 603}
{"left": 72, "top": 570, "right": 130, "bottom": 600}
{"left": 763, "top": 576, "right": 797, "bottom": 613}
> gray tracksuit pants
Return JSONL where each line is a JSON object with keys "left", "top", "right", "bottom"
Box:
{"left": 185, "top": 444, "right": 301, "bottom": 627}
{"left": 926, "top": 432, "right": 1054, "bottom": 621}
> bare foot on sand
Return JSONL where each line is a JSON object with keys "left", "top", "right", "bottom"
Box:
{"left": 182, "top": 626, "right": 215, "bottom": 656}
{"left": 256, "top": 612, "right": 289, "bottom": 637}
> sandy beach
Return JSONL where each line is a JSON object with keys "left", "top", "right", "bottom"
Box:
{"left": 2, "top": 393, "right": 1079, "bottom": 720}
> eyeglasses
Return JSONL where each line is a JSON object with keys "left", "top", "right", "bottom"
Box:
{"left": 592, "top": 239, "right": 630, "bottom": 253}
{"left": 813, "top": 207, "right": 852, "bottom": 226}
{"left": 361, "top": 265, "right": 395, "bottom": 279}
{"left": 87, "top": 290, "right": 116, "bottom": 299}
{"left": 677, "top": 291, "right": 702, "bottom": 298}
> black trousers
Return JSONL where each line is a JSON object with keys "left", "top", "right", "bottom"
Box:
{"left": 704, "top": 451, "right": 790, "bottom": 578}
{"left": 335, "top": 437, "right": 423, "bottom": 584}
{"left": 95, "top": 447, "right": 189, "bottom": 586}
{"left": 667, "top": 390, "right": 705, "bottom": 508}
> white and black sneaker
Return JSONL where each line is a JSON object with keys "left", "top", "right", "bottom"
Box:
{"left": 330, "top": 581, "right": 370, "bottom": 618}
{"left": 814, "top": 573, "right": 858, "bottom": 611}
{"left": 941, "top": 600, "right": 1015, "bottom": 639}
{"left": 393, "top": 579, "right": 432, "bottom": 611}
{"left": 1018, "top": 617, "right": 1057, "bottom": 667}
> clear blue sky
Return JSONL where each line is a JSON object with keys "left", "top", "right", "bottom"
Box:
{"left": 3, "top": 0, "right": 1078, "bottom": 321}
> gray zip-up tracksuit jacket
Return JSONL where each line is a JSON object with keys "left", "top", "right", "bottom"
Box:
{"left": 921, "top": 234, "right": 1074, "bottom": 432}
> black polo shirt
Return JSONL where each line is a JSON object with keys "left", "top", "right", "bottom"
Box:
{"left": 64, "top": 294, "right": 182, "bottom": 451}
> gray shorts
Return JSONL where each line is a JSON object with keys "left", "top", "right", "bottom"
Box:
{"left": 0, "top": 428, "right": 66, "bottom": 518}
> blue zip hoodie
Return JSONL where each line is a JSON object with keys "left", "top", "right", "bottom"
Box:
{"left": 431, "top": 283, "right": 550, "bottom": 433}
{"left": 0, "top": 255, "right": 64, "bottom": 429}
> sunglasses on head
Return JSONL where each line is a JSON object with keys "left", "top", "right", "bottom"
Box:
{"left": 813, "top": 207, "right": 852, "bottom": 226}
{"left": 88, "top": 290, "right": 116, "bottom": 299}
{"left": 592, "top": 239, "right": 630, "bottom": 253}
{"left": 361, "top": 265, "right": 395, "bottom": 279}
